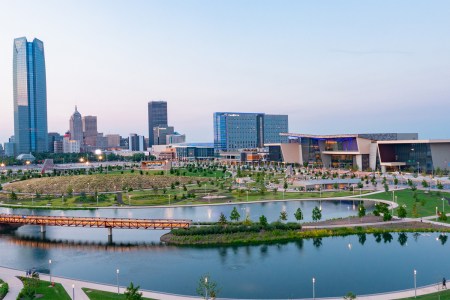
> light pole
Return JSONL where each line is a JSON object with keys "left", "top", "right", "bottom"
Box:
{"left": 312, "top": 277, "right": 316, "bottom": 300}
{"left": 72, "top": 284, "right": 75, "bottom": 300}
{"left": 97, "top": 195, "right": 99, "bottom": 207}
{"left": 436, "top": 207, "right": 438, "bottom": 221}
{"left": 442, "top": 198, "right": 445, "bottom": 214}
{"left": 246, "top": 190, "right": 249, "bottom": 202}
{"left": 116, "top": 269, "right": 120, "bottom": 294}
{"left": 414, "top": 269, "right": 417, "bottom": 298}
{"left": 205, "top": 276, "right": 208, "bottom": 300}
{"left": 48, "top": 259, "right": 52, "bottom": 283}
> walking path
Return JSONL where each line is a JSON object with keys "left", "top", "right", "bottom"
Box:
{"left": 0, "top": 266, "right": 448, "bottom": 300}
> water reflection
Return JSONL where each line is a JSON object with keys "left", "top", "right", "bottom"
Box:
{"left": 357, "top": 233, "right": 366, "bottom": 245}
{"left": 398, "top": 233, "right": 408, "bottom": 246}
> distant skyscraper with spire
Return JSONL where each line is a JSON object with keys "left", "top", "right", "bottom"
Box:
{"left": 13, "top": 37, "right": 48, "bottom": 154}
{"left": 69, "top": 106, "right": 83, "bottom": 144}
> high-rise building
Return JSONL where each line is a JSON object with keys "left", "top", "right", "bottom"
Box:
{"left": 129, "top": 134, "right": 145, "bottom": 151}
{"left": 13, "top": 37, "right": 48, "bottom": 154}
{"left": 148, "top": 101, "right": 168, "bottom": 147}
{"left": 106, "top": 134, "right": 121, "bottom": 148}
{"left": 264, "top": 115, "right": 289, "bottom": 144}
{"left": 48, "top": 132, "right": 63, "bottom": 153}
{"left": 82, "top": 116, "right": 97, "bottom": 146}
{"left": 70, "top": 106, "right": 83, "bottom": 144}
{"left": 213, "top": 112, "right": 288, "bottom": 153}
{"left": 153, "top": 126, "right": 174, "bottom": 146}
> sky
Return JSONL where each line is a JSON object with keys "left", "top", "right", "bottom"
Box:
{"left": 0, "top": 0, "right": 449, "bottom": 143}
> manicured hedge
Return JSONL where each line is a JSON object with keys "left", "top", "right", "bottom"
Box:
{"left": 172, "top": 222, "right": 301, "bottom": 236}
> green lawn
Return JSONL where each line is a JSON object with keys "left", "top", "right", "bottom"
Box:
{"left": 401, "top": 288, "right": 450, "bottom": 299}
{"left": 82, "top": 288, "right": 155, "bottom": 300}
{"left": 18, "top": 278, "right": 71, "bottom": 300}
{"left": 366, "top": 189, "right": 450, "bottom": 218}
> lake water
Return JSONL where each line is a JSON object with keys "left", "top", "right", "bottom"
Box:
{"left": 1, "top": 200, "right": 447, "bottom": 299}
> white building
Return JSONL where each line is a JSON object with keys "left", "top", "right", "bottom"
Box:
{"left": 63, "top": 137, "right": 80, "bottom": 153}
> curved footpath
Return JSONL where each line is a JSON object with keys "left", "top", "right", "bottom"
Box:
{"left": 0, "top": 266, "right": 447, "bottom": 300}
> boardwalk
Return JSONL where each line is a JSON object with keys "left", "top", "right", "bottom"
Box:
{"left": 0, "top": 214, "right": 191, "bottom": 230}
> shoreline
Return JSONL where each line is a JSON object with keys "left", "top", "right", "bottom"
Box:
{"left": 0, "top": 265, "right": 448, "bottom": 300}
{"left": 0, "top": 191, "right": 392, "bottom": 211}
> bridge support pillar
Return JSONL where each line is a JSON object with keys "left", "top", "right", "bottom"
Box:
{"left": 40, "top": 225, "right": 46, "bottom": 233}
{"left": 107, "top": 227, "right": 113, "bottom": 243}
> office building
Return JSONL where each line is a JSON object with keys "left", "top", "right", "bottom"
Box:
{"left": 82, "top": 116, "right": 97, "bottom": 146}
{"left": 106, "top": 134, "right": 121, "bottom": 148}
{"left": 63, "top": 136, "right": 80, "bottom": 153}
{"left": 69, "top": 106, "right": 83, "bottom": 144}
{"left": 213, "top": 112, "right": 288, "bottom": 153}
{"left": 148, "top": 101, "right": 168, "bottom": 147}
{"left": 174, "top": 143, "right": 215, "bottom": 161}
{"left": 166, "top": 133, "right": 186, "bottom": 144}
{"left": 13, "top": 37, "right": 48, "bottom": 154}
{"left": 48, "top": 132, "right": 63, "bottom": 153}
{"left": 153, "top": 126, "right": 174, "bottom": 145}
{"left": 129, "top": 134, "right": 145, "bottom": 151}
{"left": 4, "top": 137, "right": 15, "bottom": 157}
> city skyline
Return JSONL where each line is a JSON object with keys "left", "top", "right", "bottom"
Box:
{"left": 1, "top": 1, "right": 450, "bottom": 144}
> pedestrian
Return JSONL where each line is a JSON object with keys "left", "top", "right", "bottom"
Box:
{"left": 443, "top": 277, "right": 447, "bottom": 289}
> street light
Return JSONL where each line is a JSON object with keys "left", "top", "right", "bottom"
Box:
{"left": 48, "top": 259, "right": 52, "bottom": 283}
{"left": 414, "top": 269, "right": 417, "bottom": 298}
{"left": 442, "top": 198, "right": 445, "bottom": 214}
{"left": 72, "top": 284, "right": 75, "bottom": 300}
{"left": 205, "top": 276, "right": 208, "bottom": 300}
{"left": 116, "top": 269, "right": 120, "bottom": 294}
{"left": 312, "top": 277, "right": 316, "bottom": 300}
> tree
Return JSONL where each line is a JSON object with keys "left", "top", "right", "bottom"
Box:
{"left": 294, "top": 208, "right": 303, "bottom": 222}
{"left": 230, "top": 207, "right": 240, "bottom": 222}
{"left": 421, "top": 179, "right": 428, "bottom": 188}
{"left": 196, "top": 274, "right": 220, "bottom": 299}
{"left": 124, "top": 282, "right": 143, "bottom": 300}
{"left": 218, "top": 212, "right": 227, "bottom": 225}
{"left": 437, "top": 181, "right": 444, "bottom": 190}
{"left": 283, "top": 181, "right": 288, "bottom": 190}
{"left": 384, "top": 183, "right": 389, "bottom": 193}
{"left": 312, "top": 206, "right": 322, "bottom": 222}
{"left": 393, "top": 177, "right": 399, "bottom": 186}
{"left": 344, "top": 292, "right": 356, "bottom": 299}
{"left": 10, "top": 191, "right": 17, "bottom": 201}
{"left": 279, "top": 210, "right": 287, "bottom": 222}
{"left": 383, "top": 212, "right": 392, "bottom": 221}
{"left": 397, "top": 205, "right": 407, "bottom": 218}
{"left": 358, "top": 203, "right": 366, "bottom": 219}
{"left": 259, "top": 215, "right": 268, "bottom": 227}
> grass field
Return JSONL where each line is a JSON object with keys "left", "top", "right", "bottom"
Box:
{"left": 82, "top": 288, "right": 155, "bottom": 300}
{"left": 18, "top": 278, "right": 71, "bottom": 300}
{"left": 366, "top": 189, "right": 450, "bottom": 218}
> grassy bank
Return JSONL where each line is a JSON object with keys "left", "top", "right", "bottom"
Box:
{"left": 17, "top": 277, "right": 70, "bottom": 300}
{"left": 163, "top": 223, "right": 450, "bottom": 246}
{"left": 0, "top": 279, "right": 8, "bottom": 300}
{"left": 367, "top": 189, "right": 450, "bottom": 218}
{"left": 82, "top": 288, "right": 155, "bottom": 300}
{"left": 401, "top": 289, "right": 450, "bottom": 299}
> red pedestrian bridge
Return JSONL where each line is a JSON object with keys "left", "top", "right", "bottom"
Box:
{"left": 0, "top": 214, "right": 191, "bottom": 240}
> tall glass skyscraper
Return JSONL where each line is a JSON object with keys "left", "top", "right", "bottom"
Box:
{"left": 213, "top": 112, "right": 288, "bottom": 153}
{"left": 13, "top": 37, "right": 48, "bottom": 154}
{"left": 148, "top": 101, "right": 168, "bottom": 147}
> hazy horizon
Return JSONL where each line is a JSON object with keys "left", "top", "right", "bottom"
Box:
{"left": 1, "top": 0, "right": 449, "bottom": 144}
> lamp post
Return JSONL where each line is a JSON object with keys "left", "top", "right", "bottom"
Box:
{"left": 246, "top": 190, "right": 249, "bottom": 202}
{"left": 414, "top": 269, "right": 417, "bottom": 298}
{"left": 97, "top": 195, "right": 99, "bottom": 207}
{"left": 443, "top": 198, "right": 445, "bottom": 215}
{"left": 312, "top": 277, "right": 316, "bottom": 300}
{"left": 436, "top": 207, "right": 438, "bottom": 221}
{"left": 116, "top": 269, "right": 120, "bottom": 294}
{"left": 72, "top": 284, "right": 75, "bottom": 300}
{"left": 205, "top": 276, "right": 208, "bottom": 300}
{"left": 48, "top": 259, "right": 52, "bottom": 283}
